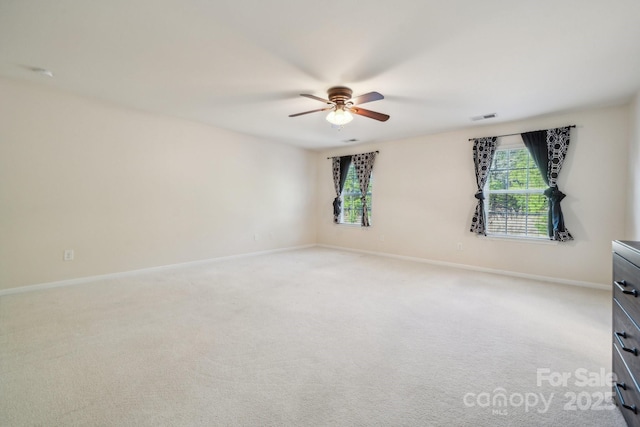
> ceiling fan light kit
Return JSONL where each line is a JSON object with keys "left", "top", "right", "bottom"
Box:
{"left": 290, "top": 86, "right": 389, "bottom": 126}
{"left": 326, "top": 107, "right": 353, "bottom": 125}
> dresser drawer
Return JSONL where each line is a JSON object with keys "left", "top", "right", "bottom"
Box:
{"left": 614, "top": 344, "right": 640, "bottom": 427}
{"left": 613, "top": 253, "right": 640, "bottom": 320}
{"left": 614, "top": 299, "right": 640, "bottom": 375}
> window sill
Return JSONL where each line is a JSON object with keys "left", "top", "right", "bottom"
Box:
{"left": 478, "top": 234, "right": 558, "bottom": 245}
{"left": 335, "top": 222, "right": 372, "bottom": 228}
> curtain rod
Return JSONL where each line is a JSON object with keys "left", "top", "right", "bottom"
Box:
{"left": 468, "top": 125, "right": 576, "bottom": 141}
{"left": 326, "top": 150, "right": 379, "bottom": 159}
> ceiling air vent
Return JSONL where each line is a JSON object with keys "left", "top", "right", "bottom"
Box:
{"left": 471, "top": 113, "right": 497, "bottom": 121}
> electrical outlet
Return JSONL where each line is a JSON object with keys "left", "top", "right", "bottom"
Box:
{"left": 456, "top": 243, "right": 463, "bottom": 251}
{"left": 63, "top": 249, "right": 74, "bottom": 261}
{"left": 254, "top": 233, "right": 259, "bottom": 241}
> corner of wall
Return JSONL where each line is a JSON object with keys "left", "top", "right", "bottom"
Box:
{"left": 626, "top": 91, "right": 640, "bottom": 240}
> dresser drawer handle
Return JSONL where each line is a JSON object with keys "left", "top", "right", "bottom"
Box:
{"left": 615, "top": 331, "right": 639, "bottom": 356}
{"left": 615, "top": 280, "right": 639, "bottom": 297}
{"left": 615, "top": 382, "right": 638, "bottom": 414}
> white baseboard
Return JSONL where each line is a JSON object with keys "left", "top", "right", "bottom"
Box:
{"left": 317, "top": 244, "right": 610, "bottom": 291}
{"left": 1, "top": 243, "right": 609, "bottom": 296}
{"left": 0, "top": 244, "right": 316, "bottom": 296}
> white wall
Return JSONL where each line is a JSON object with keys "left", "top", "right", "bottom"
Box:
{"left": 1, "top": 76, "right": 633, "bottom": 290}
{"left": 627, "top": 92, "right": 640, "bottom": 240}
{"left": 317, "top": 105, "right": 630, "bottom": 285}
{"left": 0, "top": 78, "right": 317, "bottom": 289}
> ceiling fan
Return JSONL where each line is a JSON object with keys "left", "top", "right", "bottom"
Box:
{"left": 289, "top": 86, "right": 390, "bottom": 125}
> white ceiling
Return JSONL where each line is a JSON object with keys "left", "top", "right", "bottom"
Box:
{"left": 1, "top": 0, "right": 639, "bottom": 150}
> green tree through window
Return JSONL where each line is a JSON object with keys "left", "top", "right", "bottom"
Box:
{"left": 485, "top": 147, "right": 548, "bottom": 238}
{"left": 341, "top": 163, "right": 372, "bottom": 225}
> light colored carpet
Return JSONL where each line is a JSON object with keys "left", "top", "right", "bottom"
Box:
{"left": 0, "top": 247, "right": 626, "bottom": 426}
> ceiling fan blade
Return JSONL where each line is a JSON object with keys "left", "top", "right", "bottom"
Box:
{"left": 351, "top": 91, "right": 384, "bottom": 105}
{"left": 289, "top": 107, "right": 332, "bottom": 117}
{"left": 350, "top": 107, "right": 390, "bottom": 122}
{"left": 300, "top": 94, "right": 332, "bottom": 104}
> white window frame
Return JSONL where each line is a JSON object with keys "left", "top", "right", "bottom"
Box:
{"left": 339, "top": 163, "right": 373, "bottom": 226}
{"left": 483, "top": 136, "right": 548, "bottom": 241}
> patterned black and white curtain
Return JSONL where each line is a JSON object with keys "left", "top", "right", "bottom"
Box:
{"left": 352, "top": 151, "right": 377, "bottom": 227}
{"left": 332, "top": 156, "right": 352, "bottom": 223}
{"left": 521, "top": 126, "right": 573, "bottom": 241}
{"left": 470, "top": 137, "right": 498, "bottom": 235}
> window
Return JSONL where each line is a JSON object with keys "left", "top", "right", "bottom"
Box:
{"left": 484, "top": 146, "right": 548, "bottom": 239}
{"left": 340, "top": 163, "right": 372, "bottom": 225}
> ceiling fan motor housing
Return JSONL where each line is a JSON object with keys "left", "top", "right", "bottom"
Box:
{"left": 328, "top": 86, "right": 353, "bottom": 105}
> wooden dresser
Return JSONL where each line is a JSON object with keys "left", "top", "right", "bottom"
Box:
{"left": 613, "top": 240, "right": 640, "bottom": 426}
